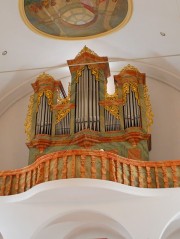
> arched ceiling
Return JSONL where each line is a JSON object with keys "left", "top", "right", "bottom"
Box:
{"left": 0, "top": 0, "right": 180, "bottom": 116}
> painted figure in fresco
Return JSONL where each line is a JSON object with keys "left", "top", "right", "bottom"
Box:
{"left": 22, "top": 0, "right": 130, "bottom": 38}
{"left": 25, "top": 0, "right": 56, "bottom": 12}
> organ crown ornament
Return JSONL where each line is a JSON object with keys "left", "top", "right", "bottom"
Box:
{"left": 25, "top": 47, "right": 153, "bottom": 164}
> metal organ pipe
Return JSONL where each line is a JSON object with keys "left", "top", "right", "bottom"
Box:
{"left": 92, "top": 74, "right": 96, "bottom": 130}
{"left": 55, "top": 112, "right": 70, "bottom": 135}
{"left": 75, "top": 66, "right": 100, "bottom": 133}
{"left": 104, "top": 109, "right": 120, "bottom": 132}
{"left": 77, "top": 78, "right": 80, "bottom": 132}
{"left": 84, "top": 67, "right": 88, "bottom": 129}
{"left": 40, "top": 94, "right": 44, "bottom": 134}
{"left": 123, "top": 87, "right": 141, "bottom": 129}
{"left": 96, "top": 79, "right": 100, "bottom": 131}
{"left": 89, "top": 70, "right": 93, "bottom": 130}
{"left": 80, "top": 74, "right": 84, "bottom": 131}
{"left": 35, "top": 93, "right": 52, "bottom": 135}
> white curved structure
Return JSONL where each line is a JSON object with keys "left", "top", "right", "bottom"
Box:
{"left": 0, "top": 179, "right": 180, "bottom": 239}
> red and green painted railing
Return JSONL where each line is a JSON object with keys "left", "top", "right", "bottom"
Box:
{"left": 0, "top": 150, "right": 180, "bottom": 195}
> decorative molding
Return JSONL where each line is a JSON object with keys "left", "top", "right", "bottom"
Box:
{"left": 120, "top": 64, "right": 140, "bottom": 74}
{"left": 75, "top": 46, "right": 99, "bottom": 59}
{"left": 122, "top": 82, "right": 140, "bottom": 105}
{"left": 27, "top": 131, "right": 150, "bottom": 149}
{"left": 37, "top": 90, "right": 53, "bottom": 109}
{"left": 75, "top": 65, "right": 99, "bottom": 83}
{"left": 101, "top": 89, "right": 121, "bottom": 120}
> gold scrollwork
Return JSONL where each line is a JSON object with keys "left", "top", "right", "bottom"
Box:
{"left": 88, "top": 65, "right": 99, "bottom": 80}
{"left": 122, "top": 82, "right": 139, "bottom": 105}
{"left": 105, "top": 88, "right": 120, "bottom": 120}
{"left": 56, "top": 95, "right": 71, "bottom": 124}
{"left": 144, "top": 85, "right": 154, "bottom": 133}
{"left": 75, "top": 65, "right": 99, "bottom": 83}
{"left": 120, "top": 64, "right": 140, "bottom": 74}
{"left": 37, "top": 90, "right": 53, "bottom": 110}
{"left": 56, "top": 108, "right": 70, "bottom": 124}
{"left": 24, "top": 95, "right": 34, "bottom": 142}
{"left": 105, "top": 105, "right": 121, "bottom": 120}
{"left": 75, "top": 67, "right": 85, "bottom": 83}
{"left": 36, "top": 72, "right": 54, "bottom": 81}
{"left": 75, "top": 45, "right": 98, "bottom": 59}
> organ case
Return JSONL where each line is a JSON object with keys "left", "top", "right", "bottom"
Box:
{"left": 25, "top": 46, "right": 153, "bottom": 164}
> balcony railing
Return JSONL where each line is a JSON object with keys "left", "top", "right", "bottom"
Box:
{"left": 0, "top": 150, "right": 180, "bottom": 195}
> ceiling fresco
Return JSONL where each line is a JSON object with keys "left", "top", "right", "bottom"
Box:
{"left": 20, "top": 0, "right": 132, "bottom": 39}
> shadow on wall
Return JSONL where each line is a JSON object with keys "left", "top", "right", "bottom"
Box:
{"left": 144, "top": 54, "right": 180, "bottom": 161}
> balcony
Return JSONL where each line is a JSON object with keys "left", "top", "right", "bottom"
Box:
{"left": 0, "top": 150, "right": 180, "bottom": 196}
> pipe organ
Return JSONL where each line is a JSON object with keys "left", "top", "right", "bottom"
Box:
{"left": 25, "top": 46, "right": 153, "bottom": 164}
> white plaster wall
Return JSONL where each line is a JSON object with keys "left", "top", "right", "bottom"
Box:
{"left": 0, "top": 94, "right": 30, "bottom": 170}
{"left": 147, "top": 78, "right": 180, "bottom": 161}
{"left": 0, "top": 79, "right": 179, "bottom": 170}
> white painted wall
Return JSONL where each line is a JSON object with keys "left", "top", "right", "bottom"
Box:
{"left": 0, "top": 94, "right": 29, "bottom": 170}
{"left": 147, "top": 78, "right": 180, "bottom": 161}
{"left": 0, "top": 78, "right": 179, "bottom": 170}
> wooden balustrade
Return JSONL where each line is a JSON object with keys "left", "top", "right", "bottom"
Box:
{"left": 0, "top": 150, "right": 180, "bottom": 196}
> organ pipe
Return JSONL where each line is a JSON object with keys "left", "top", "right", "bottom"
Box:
{"left": 123, "top": 87, "right": 141, "bottom": 129}
{"left": 35, "top": 93, "right": 52, "bottom": 135}
{"left": 55, "top": 112, "right": 70, "bottom": 135}
{"left": 75, "top": 66, "right": 100, "bottom": 132}
{"left": 104, "top": 109, "right": 120, "bottom": 132}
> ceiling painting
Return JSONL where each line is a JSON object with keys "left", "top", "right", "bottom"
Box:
{"left": 19, "top": 0, "right": 133, "bottom": 39}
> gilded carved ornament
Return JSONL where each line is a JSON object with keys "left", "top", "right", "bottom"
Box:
{"left": 120, "top": 64, "right": 140, "bottom": 74}
{"left": 75, "top": 46, "right": 99, "bottom": 59}
{"left": 56, "top": 88, "right": 71, "bottom": 124}
{"left": 37, "top": 90, "right": 53, "bottom": 111}
{"left": 36, "top": 72, "right": 54, "bottom": 82}
{"left": 144, "top": 85, "right": 154, "bottom": 133}
{"left": 24, "top": 95, "right": 34, "bottom": 142}
{"left": 122, "top": 82, "right": 140, "bottom": 105}
{"left": 75, "top": 65, "right": 99, "bottom": 83}
{"left": 88, "top": 65, "right": 99, "bottom": 80}
{"left": 56, "top": 82, "right": 71, "bottom": 104}
{"left": 104, "top": 87, "right": 121, "bottom": 120}
{"left": 75, "top": 67, "right": 84, "bottom": 83}
{"left": 56, "top": 88, "right": 62, "bottom": 104}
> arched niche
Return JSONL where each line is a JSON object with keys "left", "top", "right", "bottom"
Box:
{"left": 32, "top": 210, "right": 132, "bottom": 239}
